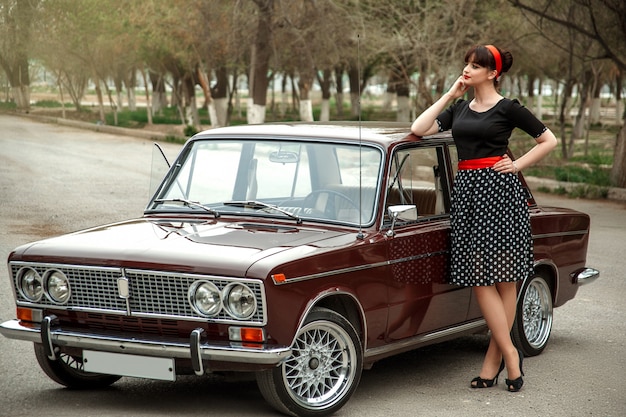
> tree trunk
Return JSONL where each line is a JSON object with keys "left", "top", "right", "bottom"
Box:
{"left": 2, "top": 53, "right": 31, "bottom": 111}
{"left": 535, "top": 78, "right": 543, "bottom": 118}
{"left": 125, "top": 70, "right": 137, "bottom": 112}
{"left": 150, "top": 72, "right": 167, "bottom": 114}
{"left": 93, "top": 75, "right": 106, "bottom": 124}
{"left": 249, "top": 0, "right": 274, "bottom": 124}
{"left": 212, "top": 66, "right": 229, "bottom": 127}
{"left": 615, "top": 69, "right": 623, "bottom": 126}
{"left": 385, "top": 69, "right": 400, "bottom": 113}
{"left": 525, "top": 75, "right": 535, "bottom": 110}
{"left": 611, "top": 123, "right": 626, "bottom": 187}
{"left": 55, "top": 71, "right": 66, "bottom": 119}
{"left": 335, "top": 66, "right": 344, "bottom": 118}
{"left": 316, "top": 69, "right": 332, "bottom": 122}
{"left": 395, "top": 78, "right": 410, "bottom": 122}
{"left": 113, "top": 73, "right": 124, "bottom": 111}
{"left": 279, "top": 74, "right": 288, "bottom": 118}
{"left": 183, "top": 75, "right": 200, "bottom": 130}
{"left": 0, "top": 0, "right": 33, "bottom": 112}
{"left": 140, "top": 68, "right": 153, "bottom": 125}
{"left": 298, "top": 72, "right": 314, "bottom": 122}
{"left": 348, "top": 66, "right": 360, "bottom": 117}
{"left": 559, "top": 78, "right": 575, "bottom": 159}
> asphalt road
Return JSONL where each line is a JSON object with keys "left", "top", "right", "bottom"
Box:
{"left": 0, "top": 114, "right": 624, "bottom": 417}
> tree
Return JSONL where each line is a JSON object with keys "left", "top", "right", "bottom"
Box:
{"left": 248, "top": 0, "right": 274, "bottom": 124}
{"left": 0, "top": 0, "right": 39, "bottom": 112}
{"left": 360, "top": 0, "right": 489, "bottom": 121}
{"left": 508, "top": 0, "right": 626, "bottom": 186}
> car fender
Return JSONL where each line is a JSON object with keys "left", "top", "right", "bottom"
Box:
{"left": 289, "top": 286, "right": 367, "bottom": 350}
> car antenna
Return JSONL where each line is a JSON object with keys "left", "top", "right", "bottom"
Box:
{"left": 356, "top": 33, "right": 364, "bottom": 241}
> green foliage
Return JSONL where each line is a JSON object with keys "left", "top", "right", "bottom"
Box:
{"left": 554, "top": 165, "right": 611, "bottom": 187}
{"left": 0, "top": 101, "right": 17, "bottom": 111}
{"left": 569, "top": 151, "right": 612, "bottom": 166}
{"left": 164, "top": 135, "right": 186, "bottom": 144}
{"left": 183, "top": 125, "right": 198, "bottom": 137}
{"left": 34, "top": 100, "right": 64, "bottom": 108}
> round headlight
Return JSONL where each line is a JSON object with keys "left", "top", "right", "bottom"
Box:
{"left": 18, "top": 267, "right": 43, "bottom": 302}
{"left": 45, "top": 270, "right": 71, "bottom": 304}
{"left": 224, "top": 283, "right": 257, "bottom": 320}
{"left": 189, "top": 281, "right": 222, "bottom": 317}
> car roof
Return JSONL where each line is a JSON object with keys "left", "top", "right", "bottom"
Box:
{"left": 191, "top": 121, "right": 452, "bottom": 149}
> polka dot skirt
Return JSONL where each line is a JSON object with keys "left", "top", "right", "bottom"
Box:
{"left": 449, "top": 168, "right": 533, "bottom": 287}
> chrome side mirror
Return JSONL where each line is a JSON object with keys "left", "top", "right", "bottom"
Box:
{"left": 386, "top": 205, "right": 417, "bottom": 237}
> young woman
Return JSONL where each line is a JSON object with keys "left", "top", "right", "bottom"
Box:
{"left": 411, "top": 45, "right": 557, "bottom": 392}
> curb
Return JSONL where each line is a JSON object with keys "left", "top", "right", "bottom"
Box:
{"left": 7, "top": 111, "right": 177, "bottom": 142}
{"left": 55, "top": 117, "right": 174, "bottom": 141}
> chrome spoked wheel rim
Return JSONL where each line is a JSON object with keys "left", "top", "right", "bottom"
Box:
{"left": 522, "top": 277, "right": 553, "bottom": 350}
{"left": 60, "top": 353, "right": 85, "bottom": 372}
{"left": 282, "top": 320, "right": 358, "bottom": 411}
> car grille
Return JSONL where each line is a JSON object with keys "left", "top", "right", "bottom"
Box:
{"left": 10, "top": 262, "right": 266, "bottom": 325}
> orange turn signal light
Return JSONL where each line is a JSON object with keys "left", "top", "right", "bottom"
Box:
{"left": 272, "top": 273, "right": 286, "bottom": 283}
{"left": 17, "top": 307, "right": 42, "bottom": 323}
{"left": 229, "top": 326, "right": 265, "bottom": 343}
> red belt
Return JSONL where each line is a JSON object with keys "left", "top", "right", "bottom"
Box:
{"left": 458, "top": 156, "right": 503, "bottom": 170}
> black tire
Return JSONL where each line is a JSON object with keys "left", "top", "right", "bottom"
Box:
{"left": 512, "top": 273, "right": 554, "bottom": 357}
{"left": 256, "top": 307, "right": 363, "bottom": 417}
{"left": 34, "top": 343, "right": 121, "bottom": 389}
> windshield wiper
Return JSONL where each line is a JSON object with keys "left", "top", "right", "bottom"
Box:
{"left": 153, "top": 198, "right": 220, "bottom": 218}
{"left": 223, "top": 200, "right": 302, "bottom": 224}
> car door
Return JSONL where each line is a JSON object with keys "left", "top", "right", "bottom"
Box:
{"left": 384, "top": 144, "right": 471, "bottom": 341}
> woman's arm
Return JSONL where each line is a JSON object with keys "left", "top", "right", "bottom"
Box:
{"left": 411, "top": 75, "right": 469, "bottom": 137}
{"left": 493, "top": 129, "right": 558, "bottom": 174}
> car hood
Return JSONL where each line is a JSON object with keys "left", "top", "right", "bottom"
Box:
{"left": 12, "top": 218, "right": 354, "bottom": 277}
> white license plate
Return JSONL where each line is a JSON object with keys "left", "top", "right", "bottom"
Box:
{"left": 83, "top": 350, "right": 176, "bottom": 381}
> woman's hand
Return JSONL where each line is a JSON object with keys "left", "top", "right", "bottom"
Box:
{"left": 411, "top": 75, "right": 469, "bottom": 137}
{"left": 493, "top": 154, "right": 518, "bottom": 174}
{"left": 447, "top": 76, "right": 470, "bottom": 100}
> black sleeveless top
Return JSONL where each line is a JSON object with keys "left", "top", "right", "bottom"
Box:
{"left": 436, "top": 98, "right": 547, "bottom": 161}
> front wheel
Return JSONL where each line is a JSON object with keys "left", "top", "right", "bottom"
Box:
{"left": 512, "top": 273, "right": 554, "bottom": 357}
{"left": 256, "top": 307, "right": 363, "bottom": 417}
{"left": 34, "top": 343, "right": 121, "bottom": 389}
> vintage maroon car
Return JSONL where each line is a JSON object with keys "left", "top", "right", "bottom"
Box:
{"left": 1, "top": 122, "right": 598, "bottom": 416}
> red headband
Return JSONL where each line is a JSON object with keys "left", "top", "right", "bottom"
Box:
{"left": 485, "top": 45, "right": 502, "bottom": 77}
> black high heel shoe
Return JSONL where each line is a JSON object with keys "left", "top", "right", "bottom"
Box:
{"left": 470, "top": 360, "right": 505, "bottom": 388}
{"left": 505, "top": 349, "right": 525, "bottom": 392}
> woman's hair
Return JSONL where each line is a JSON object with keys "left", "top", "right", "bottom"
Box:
{"left": 464, "top": 45, "right": 513, "bottom": 87}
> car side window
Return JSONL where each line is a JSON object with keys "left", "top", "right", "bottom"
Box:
{"left": 385, "top": 146, "right": 443, "bottom": 219}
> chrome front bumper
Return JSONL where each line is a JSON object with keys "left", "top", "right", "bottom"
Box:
{"left": 0, "top": 318, "right": 291, "bottom": 373}
{"left": 572, "top": 267, "right": 600, "bottom": 286}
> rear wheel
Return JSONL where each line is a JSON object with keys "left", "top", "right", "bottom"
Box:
{"left": 256, "top": 307, "right": 363, "bottom": 417}
{"left": 512, "top": 273, "right": 554, "bottom": 356}
{"left": 34, "top": 343, "right": 121, "bottom": 389}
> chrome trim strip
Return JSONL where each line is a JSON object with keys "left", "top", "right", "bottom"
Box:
{"left": 0, "top": 319, "right": 291, "bottom": 365}
{"left": 532, "top": 229, "right": 588, "bottom": 240}
{"left": 364, "top": 319, "right": 487, "bottom": 360}
{"left": 273, "top": 250, "right": 448, "bottom": 285}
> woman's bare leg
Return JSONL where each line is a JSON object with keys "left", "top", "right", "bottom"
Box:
{"left": 473, "top": 282, "right": 521, "bottom": 382}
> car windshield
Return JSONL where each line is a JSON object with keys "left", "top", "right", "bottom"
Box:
{"left": 149, "top": 138, "right": 383, "bottom": 225}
